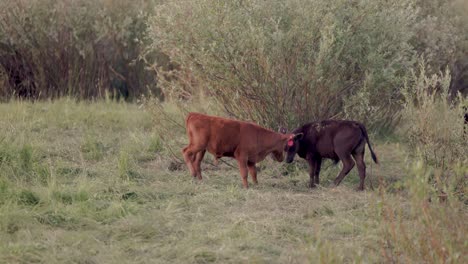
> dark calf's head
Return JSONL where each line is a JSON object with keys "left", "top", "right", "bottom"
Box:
{"left": 284, "top": 133, "right": 303, "bottom": 163}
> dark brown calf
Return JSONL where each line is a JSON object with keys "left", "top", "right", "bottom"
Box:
{"left": 182, "top": 113, "right": 302, "bottom": 188}
{"left": 284, "top": 120, "right": 378, "bottom": 190}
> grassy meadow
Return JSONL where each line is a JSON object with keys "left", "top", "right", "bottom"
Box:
{"left": 0, "top": 100, "right": 465, "bottom": 263}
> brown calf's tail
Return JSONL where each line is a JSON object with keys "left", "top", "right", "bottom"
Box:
{"left": 185, "top": 112, "right": 196, "bottom": 133}
{"left": 358, "top": 123, "right": 379, "bottom": 164}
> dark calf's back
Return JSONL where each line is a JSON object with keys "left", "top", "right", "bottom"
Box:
{"left": 287, "top": 120, "right": 378, "bottom": 190}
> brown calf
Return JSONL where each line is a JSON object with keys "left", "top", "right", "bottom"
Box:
{"left": 284, "top": 120, "right": 378, "bottom": 190}
{"left": 182, "top": 112, "right": 302, "bottom": 188}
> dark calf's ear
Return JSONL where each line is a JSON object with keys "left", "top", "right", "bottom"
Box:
{"left": 278, "top": 126, "right": 288, "bottom": 134}
{"left": 294, "top": 133, "right": 303, "bottom": 140}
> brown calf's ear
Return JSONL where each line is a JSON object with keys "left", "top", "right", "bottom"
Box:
{"left": 294, "top": 133, "right": 304, "bottom": 140}
{"left": 278, "top": 126, "right": 288, "bottom": 134}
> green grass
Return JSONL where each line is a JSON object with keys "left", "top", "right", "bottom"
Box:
{"left": 0, "top": 100, "right": 465, "bottom": 263}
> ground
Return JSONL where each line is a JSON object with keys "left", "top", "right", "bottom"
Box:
{"left": 0, "top": 100, "right": 465, "bottom": 263}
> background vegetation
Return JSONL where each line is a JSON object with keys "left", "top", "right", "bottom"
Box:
{"left": 0, "top": 0, "right": 467, "bottom": 263}
{"left": 0, "top": 0, "right": 164, "bottom": 99}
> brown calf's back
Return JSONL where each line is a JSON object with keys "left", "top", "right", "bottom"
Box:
{"left": 183, "top": 112, "right": 301, "bottom": 188}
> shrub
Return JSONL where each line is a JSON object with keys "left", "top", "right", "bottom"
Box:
{"left": 399, "top": 63, "right": 467, "bottom": 196}
{"left": 400, "top": 63, "right": 467, "bottom": 169}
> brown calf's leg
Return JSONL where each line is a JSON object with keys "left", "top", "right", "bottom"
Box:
{"left": 247, "top": 162, "right": 258, "bottom": 185}
{"left": 236, "top": 158, "right": 249, "bottom": 188}
{"left": 182, "top": 146, "right": 197, "bottom": 178}
{"left": 333, "top": 154, "right": 355, "bottom": 186}
{"left": 352, "top": 152, "right": 366, "bottom": 191}
{"left": 193, "top": 150, "right": 206, "bottom": 180}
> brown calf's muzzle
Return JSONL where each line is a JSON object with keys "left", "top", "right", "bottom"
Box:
{"left": 271, "top": 150, "right": 284, "bottom": 162}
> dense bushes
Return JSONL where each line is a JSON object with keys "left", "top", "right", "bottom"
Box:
{"left": 150, "top": 0, "right": 467, "bottom": 130}
{"left": 0, "top": 0, "right": 163, "bottom": 100}
{"left": 151, "top": 0, "right": 415, "bottom": 128}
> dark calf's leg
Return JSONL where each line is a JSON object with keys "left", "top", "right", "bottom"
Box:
{"left": 352, "top": 152, "right": 366, "bottom": 191}
{"left": 307, "top": 158, "right": 317, "bottom": 188}
{"left": 247, "top": 162, "right": 258, "bottom": 185}
{"left": 333, "top": 154, "right": 355, "bottom": 186}
{"left": 315, "top": 157, "right": 322, "bottom": 185}
{"left": 352, "top": 141, "right": 367, "bottom": 190}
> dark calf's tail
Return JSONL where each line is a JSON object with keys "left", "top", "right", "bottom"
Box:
{"left": 358, "top": 123, "right": 379, "bottom": 164}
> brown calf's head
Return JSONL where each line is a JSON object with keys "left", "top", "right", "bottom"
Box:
{"left": 285, "top": 133, "right": 303, "bottom": 163}
{"left": 277, "top": 127, "right": 303, "bottom": 163}
{"left": 271, "top": 149, "right": 285, "bottom": 162}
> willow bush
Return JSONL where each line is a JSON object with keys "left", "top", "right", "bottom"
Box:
{"left": 150, "top": 0, "right": 421, "bottom": 129}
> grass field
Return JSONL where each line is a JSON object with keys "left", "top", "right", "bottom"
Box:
{"left": 0, "top": 100, "right": 466, "bottom": 263}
